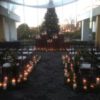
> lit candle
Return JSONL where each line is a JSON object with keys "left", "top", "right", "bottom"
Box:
{"left": 73, "top": 83, "right": 77, "bottom": 90}
{"left": 19, "top": 74, "right": 23, "bottom": 78}
{"left": 96, "top": 77, "right": 100, "bottom": 85}
{"left": 0, "top": 82, "right": 2, "bottom": 87}
{"left": 27, "top": 64, "right": 30, "bottom": 68}
{"left": 27, "top": 69, "right": 31, "bottom": 73}
{"left": 73, "top": 79, "right": 76, "bottom": 83}
{"left": 64, "top": 63, "right": 67, "bottom": 68}
{"left": 73, "top": 74, "right": 76, "bottom": 80}
{"left": 68, "top": 57, "right": 70, "bottom": 63}
{"left": 24, "top": 71, "right": 28, "bottom": 77}
{"left": 64, "top": 69, "right": 67, "bottom": 73}
{"left": 62, "top": 56, "right": 65, "bottom": 64}
{"left": 83, "top": 79, "right": 87, "bottom": 84}
{"left": 66, "top": 55, "right": 68, "bottom": 58}
{"left": 4, "top": 76, "right": 8, "bottom": 82}
{"left": 3, "top": 83, "right": 7, "bottom": 90}
{"left": 90, "top": 84, "right": 94, "bottom": 88}
{"left": 29, "top": 61, "right": 33, "bottom": 66}
{"left": 17, "top": 78, "right": 21, "bottom": 83}
{"left": 62, "top": 55, "right": 65, "bottom": 60}
{"left": 64, "top": 72, "right": 69, "bottom": 77}
{"left": 12, "top": 78, "right": 16, "bottom": 86}
{"left": 67, "top": 78, "right": 70, "bottom": 83}
{"left": 23, "top": 77, "right": 27, "bottom": 81}
{"left": 70, "top": 63, "right": 74, "bottom": 71}
{"left": 83, "top": 85, "right": 87, "bottom": 90}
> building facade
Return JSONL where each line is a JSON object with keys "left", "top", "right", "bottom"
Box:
{"left": 0, "top": 1, "right": 20, "bottom": 41}
{"left": 77, "top": 0, "right": 100, "bottom": 46}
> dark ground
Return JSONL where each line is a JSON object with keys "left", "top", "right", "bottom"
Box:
{"left": 0, "top": 52, "right": 100, "bottom": 100}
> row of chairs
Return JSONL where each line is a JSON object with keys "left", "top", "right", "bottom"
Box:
{"left": 63, "top": 46, "right": 100, "bottom": 91}
{"left": 0, "top": 41, "right": 40, "bottom": 90}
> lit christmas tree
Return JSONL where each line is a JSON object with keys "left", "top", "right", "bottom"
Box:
{"left": 44, "top": 0, "right": 60, "bottom": 38}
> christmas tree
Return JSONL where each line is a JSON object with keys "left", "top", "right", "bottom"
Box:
{"left": 44, "top": 0, "right": 60, "bottom": 38}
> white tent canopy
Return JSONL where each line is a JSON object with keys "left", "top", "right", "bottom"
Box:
{"left": 0, "top": 0, "right": 78, "bottom": 8}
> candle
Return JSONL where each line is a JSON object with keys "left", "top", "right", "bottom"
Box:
{"left": 19, "top": 74, "right": 23, "bottom": 78}
{"left": 64, "top": 72, "right": 69, "bottom": 77}
{"left": 96, "top": 77, "right": 100, "bottom": 85}
{"left": 68, "top": 57, "right": 70, "bottom": 63}
{"left": 65, "top": 63, "right": 67, "bottom": 68}
{"left": 0, "top": 82, "right": 2, "bottom": 87}
{"left": 4, "top": 76, "right": 8, "bottom": 82}
{"left": 24, "top": 71, "right": 28, "bottom": 76}
{"left": 70, "top": 63, "right": 74, "bottom": 71}
{"left": 12, "top": 78, "right": 16, "bottom": 86}
{"left": 73, "top": 83, "right": 77, "bottom": 90}
{"left": 90, "top": 84, "right": 94, "bottom": 88}
{"left": 27, "top": 69, "right": 31, "bottom": 73}
{"left": 3, "top": 83, "right": 7, "bottom": 90}
{"left": 83, "top": 79, "right": 87, "bottom": 84}
{"left": 67, "top": 78, "right": 70, "bottom": 83}
{"left": 23, "top": 77, "right": 27, "bottom": 81}
{"left": 27, "top": 64, "right": 30, "bottom": 68}
{"left": 17, "top": 78, "right": 21, "bottom": 83}
{"left": 62, "top": 55, "right": 65, "bottom": 60}
{"left": 62, "top": 55, "right": 65, "bottom": 64}
{"left": 73, "top": 74, "right": 76, "bottom": 80}
{"left": 73, "top": 79, "right": 76, "bottom": 83}
{"left": 29, "top": 61, "right": 33, "bottom": 66}
{"left": 83, "top": 85, "right": 87, "bottom": 90}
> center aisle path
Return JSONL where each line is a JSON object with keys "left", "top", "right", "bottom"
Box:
{"left": 0, "top": 52, "right": 100, "bottom": 100}
{"left": 30, "top": 52, "right": 74, "bottom": 100}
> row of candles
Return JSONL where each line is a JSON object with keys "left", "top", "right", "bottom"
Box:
{"left": 0, "top": 55, "right": 41, "bottom": 90}
{"left": 62, "top": 54, "right": 100, "bottom": 91}
{"left": 36, "top": 47, "right": 66, "bottom": 51}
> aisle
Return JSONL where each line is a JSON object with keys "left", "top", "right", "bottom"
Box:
{"left": 0, "top": 52, "right": 100, "bottom": 100}
{"left": 28, "top": 52, "right": 72, "bottom": 100}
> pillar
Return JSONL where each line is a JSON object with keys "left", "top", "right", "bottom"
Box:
{"left": 81, "top": 19, "right": 92, "bottom": 41}
{"left": 2, "top": 17, "right": 17, "bottom": 41}
{"left": 95, "top": 15, "right": 100, "bottom": 47}
{"left": 0, "top": 15, "right": 5, "bottom": 41}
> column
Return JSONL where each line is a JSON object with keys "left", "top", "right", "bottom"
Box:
{"left": 95, "top": 15, "right": 100, "bottom": 47}
{"left": 81, "top": 19, "right": 92, "bottom": 41}
{"left": 0, "top": 15, "right": 5, "bottom": 41}
{"left": 3, "top": 17, "right": 17, "bottom": 41}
